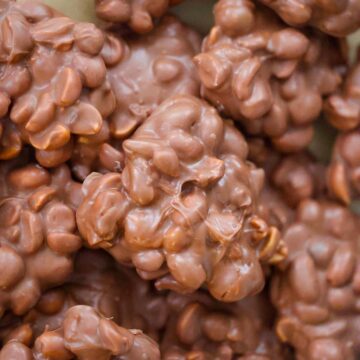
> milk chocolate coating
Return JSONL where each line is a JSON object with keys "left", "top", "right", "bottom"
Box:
{"left": 259, "top": 0, "right": 360, "bottom": 37}
{"left": 326, "top": 60, "right": 360, "bottom": 132}
{"left": 16, "top": 249, "right": 167, "bottom": 342}
{"left": 0, "top": 305, "right": 160, "bottom": 360}
{"left": 194, "top": 0, "right": 344, "bottom": 153}
{"left": 72, "top": 15, "right": 200, "bottom": 180}
{"left": 0, "top": 160, "right": 82, "bottom": 317}
{"left": 161, "top": 291, "right": 289, "bottom": 360}
{"left": 249, "top": 138, "right": 326, "bottom": 208}
{"left": 0, "top": 0, "right": 119, "bottom": 169}
{"left": 271, "top": 199, "right": 360, "bottom": 359}
{"left": 95, "top": 0, "right": 183, "bottom": 33}
{"left": 327, "top": 129, "right": 360, "bottom": 204}
{"left": 0, "top": 117, "right": 22, "bottom": 161}
{"left": 77, "top": 94, "right": 286, "bottom": 302}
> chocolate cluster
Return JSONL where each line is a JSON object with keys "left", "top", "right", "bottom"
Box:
{"left": 0, "top": 1, "right": 200, "bottom": 180}
{"left": 272, "top": 200, "right": 360, "bottom": 359}
{"left": 325, "top": 59, "right": 360, "bottom": 204}
{"left": 259, "top": 0, "right": 360, "bottom": 37}
{"left": 0, "top": 305, "right": 160, "bottom": 360}
{"left": 95, "top": 0, "right": 182, "bottom": 33}
{"left": 71, "top": 15, "right": 200, "bottom": 180}
{"left": 161, "top": 291, "right": 288, "bottom": 359}
{"left": 77, "top": 94, "right": 286, "bottom": 302}
{"left": 194, "top": 0, "right": 344, "bottom": 152}
{"left": 0, "top": 159, "right": 81, "bottom": 317}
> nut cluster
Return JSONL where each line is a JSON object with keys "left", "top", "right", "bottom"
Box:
{"left": 161, "top": 291, "right": 287, "bottom": 359}
{"left": 272, "top": 199, "right": 360, "bottom": 360}
{"left": 259, "top": 0, "right": 360, "bottom": 37}
{"left": 72, "top": 15, "right": 201, "bottom": 180}
{"left": 327, "top": 130, "right": 360, "bottom": 204}
{"left": 194, "top": 0, "right": 344, "bottom": 152}
{"left": 95, "top": 0, "right": 182, "bottom": 33}
{"left": 0, "top": 160, "right": 81, "bottom": 317}
{"left": 0, "top": 305, "right": 160, "bottom": 360}
{"left": 77, "top": 94, "right": 286, "bottom": 302}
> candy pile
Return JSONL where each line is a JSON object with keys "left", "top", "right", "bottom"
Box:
{"left": 0, "top": 0, "right": 359, "bottom": 359}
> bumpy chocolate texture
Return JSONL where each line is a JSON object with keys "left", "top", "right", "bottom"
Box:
{"left": 95, "top": 0, "right": 182, "bottom": 33}
{"left": 194, "top": 0, "right": 344, "bottom": 153}
{"left": 0, "top": 2, "right": 199, "bottom": 176}
{"left": 0, "top": 161, "right": 81, "bottom": 317}
{"left": 0, "top": 305, "right": 160, "bottom": 360}
{"left": 18, "top": 250, "right": 167, "bottom": 342}
{"left": 272, "top": 199, "right": 360, "bottom": 359}
{"left": 161, "top": 290, "right": 288, "bottom": 360}
{"left": 326, "top": 60, "right": 360, "bottom": 131}
{"left": 0, "top": 250, "right": 163, "bottom": 359}
{"left": 259, "top": 0, "right": 360, "bottom": 37}
{"left": 77, "top": 94, "right": 286, "bottom": 302}
{"left": 327, "top": 129, "right": 360, "bottom": 204}
{"left": 249, "top": 138, "right": 326, "bottom": 208}
{"left": 72, "top": 15, "right": 201, "bottom": 180}
{"left": 0, "top": 0, "right": 114, "bottom": 167}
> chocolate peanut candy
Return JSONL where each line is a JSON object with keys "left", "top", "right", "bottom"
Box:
{"left": 95, "top": 0, "right": 183, "bottom": 33}
{"left": 272, "top": 199, "right": 360, "bottom": 359}
{"left": 326, "top": 59, "right": 360, "bottom": 132}
{"left": 72, "top": 15, "right": 200, "bottom": 180}
{"left": 0, "top": 305, "right": 160, "bottom": 360}
{"left": 161, "top": 290, "right": 289, "bottom": 360}
{"left": 259, "top": 0, "right": 360, "bottom": 37}
{"left": 194, "top": 0, "right": 345, "bottom": 152}
{"left": 77, "top": 94, "right": 286, "bottom": 302}
{"left": 12, "top": 250, "right": 167, "bottom": 342}
{"left": 0, "top": 160, "right": 82, "bottom": 317}
{"left": 0, "top": 1, "right": 121, "bottom": 168}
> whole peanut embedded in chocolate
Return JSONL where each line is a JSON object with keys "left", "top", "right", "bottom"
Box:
{"left": 0, "top": 305, "right": 160, "bottom": 360}
{"left": 194, "top": 0, "right": 344, "bottom": 153}
{"left": 72, "top": 15, "right": 200, "bottom": 180}
{"left": 161, "top": 290, "right": 289, "bottom": 360}
{"left": 259, "top": 0, "right": 360, "bottom": 37}
{"left": 95, "top": 0, "right": 183, "bottom": 33}
{"left": 0, "top": 160, "right": 82, "bottom": 317}
{"left": 327, "top": 129, "right": 360, "bottom": 204}
{"left": 271, "top": 199, "right": 360, "bottom": 359}
{"left": 77, "top": 94, "right": 286, "bottom": 302}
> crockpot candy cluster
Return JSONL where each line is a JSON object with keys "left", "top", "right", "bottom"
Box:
{"left": 71, "top": 15, "right": 200, "bottom": 180}
{"left": 194, "top": 0, "right": 345, "bottom": 152}
{"left": 1, "top": 0, "right": 360, "bottom": 358}
{"left": 272, "top": 200, "right": 360, "bottom": 360}
{"left": 161, "top": 291, "right": 288, "bottom": 359}
{"left": 77, "top": 94, "right": 286, "bottom": 302}
{"left": 0, "top": 160, "right": 81, "bottom": 317}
